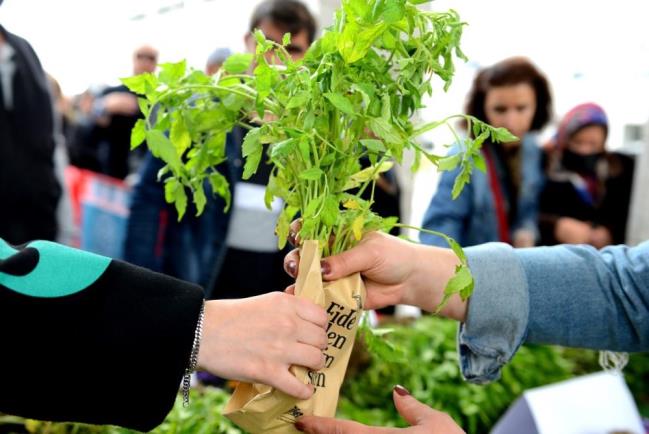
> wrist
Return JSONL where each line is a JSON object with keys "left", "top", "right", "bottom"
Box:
{"left": 196, "top": 300, "right": 219, "bottom": 372}
{"left": 406, "top": 245, "right": 467, "bottom": 321}
{"left": 183, "top": 300, "right": 205, "bottom": 407}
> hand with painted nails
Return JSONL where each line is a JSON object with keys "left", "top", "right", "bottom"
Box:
{"left": 198, "top": 292, "right": 329, "bottom": 399}
{"left": 284, "top": 231, "right": 468, "bottom": 321}
{"left": 294, "top": 385, "right": 466, "bottom": 433}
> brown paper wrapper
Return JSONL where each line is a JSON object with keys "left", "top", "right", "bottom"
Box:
{"left": 223, "top": 240, "right": 366, "bottom": 433}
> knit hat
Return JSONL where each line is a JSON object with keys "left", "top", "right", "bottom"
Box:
{"left": 555, "top": 102, "right": 608, "bottom": 149}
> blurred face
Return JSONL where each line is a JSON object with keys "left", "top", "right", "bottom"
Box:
{"left": 483, "top": 83, "right": 537, "bottom": 144}
{"left": 245, "top": 19, "right": 310, "bottom": 62}
{"left": 133, "top": 46, "right": 159, "bottom": 75}
{"left": 567, "top": 125, "right": 606, "bottom": 155}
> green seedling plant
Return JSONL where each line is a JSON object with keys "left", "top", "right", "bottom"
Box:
{"left": 123, "top": 0, "right": 517, "bottom": 310}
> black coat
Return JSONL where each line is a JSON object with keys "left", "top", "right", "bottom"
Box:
{"left": 539, "top": 152, "right": 635, "bottom": 245}
{"left": 0, "top": 26, "right": 60, "bottom": 244}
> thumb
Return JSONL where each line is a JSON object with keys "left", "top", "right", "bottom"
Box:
{"left": 392, "top": 385, "right": 436, "bottom": 426}
{"left": 321, "top": 234, "right": 378, "bottom": 281}
{"left": 269, "top": 371, "right": 314, "bottom": 401}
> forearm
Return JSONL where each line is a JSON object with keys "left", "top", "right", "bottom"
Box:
{"left": 0, "top": 239, "right": 204, "bottom": 431}
{"left": 457, "top": 240, "right": 649, "bottom": 383}
{"left": 518, "top": 242, "right": 649, "bottom": 351}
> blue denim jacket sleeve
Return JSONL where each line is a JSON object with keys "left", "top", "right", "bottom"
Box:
{"left": 458, "top": 240, "right": 649, "bottom": 384}
{"left": 420, "top": 166, "right": 472, "bottom": 247}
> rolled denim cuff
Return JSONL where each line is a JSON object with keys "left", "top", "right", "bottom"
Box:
{"left": 458, "top": 243, "right": 529, "bottom": 384}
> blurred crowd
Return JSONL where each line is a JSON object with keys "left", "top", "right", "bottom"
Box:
{"left": 0, "top": 1, "right": 639, "bottom": 306}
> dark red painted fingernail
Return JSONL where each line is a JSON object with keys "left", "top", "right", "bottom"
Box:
{"left": 285, "top": 261, "right": 297, "bottom": 278}
{"left": 288, "top": 230, "right": 297, "bottom": 247}
{"left": 295, "top": 420, "right": 305, "bottom": 431}
{"left": 394, "top": 385, "right": 410, "bottom": 396}
{"left": 320, "top": 260, "right": 331, "bottom": 277}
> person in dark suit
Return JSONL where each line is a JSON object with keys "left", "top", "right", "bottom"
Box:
{"left": 0, "top": 21, "right": 61, "bottom": 244}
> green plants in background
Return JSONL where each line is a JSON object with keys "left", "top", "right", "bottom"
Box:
{"left": 123, "top": 0, "right": 518, "bottom": 306}
{"left": 0, "top": 388, "right": 242, "bottom": 434}
{"left": 344, "top": 317, "right": 649, "bottom": 432}
{"left": 3, "top": 319, "right": 646, "bottom": 433}
{"left": 342, "top": 316, "right": 576, "bottom": 434}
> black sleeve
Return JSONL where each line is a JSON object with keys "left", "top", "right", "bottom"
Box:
{"left": 0, "top": 239, "right": 204, "bottom": 431}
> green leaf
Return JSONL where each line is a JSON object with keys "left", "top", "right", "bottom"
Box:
{"left": 282, "top": 32, "right": 291, "bottom": 46}
{"left": 337, "top": 21, "right": 386, "bottom": 64}
{"left": 304, "top": 196, "right": 323, "bottom": 217}
{"left": 254, "top": 29, "right": 268, "bottom": 46}
{"left": 493, "top": 127, "right": 518, "bottom": 143}
{"left": 146, "top": 130, "right": 182, "bottom": 172}
{"left": 208, "top": 172, "right": 231, "bottom": 212}
{"left": 382, "top": 0, "right": 405, "bottom": 23}
{"left": 276, "top": 205, "right": 299, "bottom": 249}
{"left": 298, "top": 136, "right": 311, "bottom": 164}
{"left": 445, "top": 265, "right": 473, "bottom": 298}
{"left": 286, "top": 92, "right": 311, "bottom": 109}
{"left": 344, "top": 161, "right": 394, "bottom": 190}
{"left": 369, "top": 117, "right": 402, "bottom": 144}
{"left": 451, "top": 165, "right": 472, "bottom": 199}
{"left": 380, "top": 216, "right": 399, "bottom": 233}
{"left": 130, "top": 119, "right": 146, "bottom": 150}
{"left": 381, "top": 93, "right": 392, "bottom": 120}
{"left": 242, "top": 128, "right": 263, "bottom": 180}
{"left": 223, "top": 53, "right": 254, "bottom": 74}
{"left": 321, "top": 196, "right": 339, "bottom": 227}
{"left": 445, "top": 236, "right": 467, "bottom": 263}
{"left": 159, "top": 60, "right": 186, "bottom": 85}
{"left": 474, "top": 152, "right": 487, "bottom": 173}
{"left": 382, "top": 29, "right": 397, "bottom": 49}
{"left": 360, "top": 139, "right": 386, "bottom": 153}
{"left": 222, "top": 93, "right": 246, "bottom": 111}
{"left": 193, "top": 186, "right": 207, "bottom": 216}
{"left": 345, "top": 0, "right": 370, "bottom": 19}
{"left": 137, "top": 97, "right": 150, "bottom": 118}
{"left": 437, "top": 153, "right": 461, "bottom": 171}
{"left": 174, "top": 186, "right": 188, "bottom": 220}
{"left": 270, "top": 138, "right": 297, "bottom": 162}
{"left": 254, "top": 61, "right": 273, "bottom": 102}
{"left": 164, "top": 178, "right": 188, "bottom": 220}
{"left": 170, "top": 115, "right": 191, "bottom": 155}
{"left": 121, "top": 73, "right": 156, "bottom": 95}
{"left": 164, "top": 178, "right": 178, "bottom": 204}
{"left": 325, "top": 92, "right": 356, "bottom": 115}
{"left": 299, "top": 167, "right": 324, "bottom": 180}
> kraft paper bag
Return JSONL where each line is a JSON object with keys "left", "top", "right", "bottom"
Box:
{"left": 224, "top": 240, "right": 366, "bottom": 433}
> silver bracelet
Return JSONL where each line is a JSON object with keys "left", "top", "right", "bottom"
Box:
{"left": 183, "top": 300, "right": 205, "bottom": 407}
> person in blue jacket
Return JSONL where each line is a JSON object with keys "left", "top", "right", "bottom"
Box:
{"left": 421, "top": 57, "right": 552, "bottom": 248}
{"left": 284, "top": 232, "right": 649, "bottom": 433}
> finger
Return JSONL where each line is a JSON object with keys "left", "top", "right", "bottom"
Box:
{"left": 320, "top": 233, "right": 380, "bottom": 281}
{"left": 289, "top": 343, "right": 326, "bottom": 371}
{"left": 296, "top": 321, "right": 328, "bottom": 350}
{"left": 295, "top": 416, "right": 385, "bottom": 434}
{"left": 393, "top": 386, "right": 457, "bottom": 430}
{"left": 268, "top": 369, "right": 314, "bottom": 400}
{"left": 295, "top": 298, "right": 328, "bottom": 329}
{"left": 285, "top": 284, "right": 296, "bottom": 295}
{"left": 288, "top": 219, "right": 302, "bottom": 247}
{"left": 284, "top": 249, "right": 300, "bottom": 278}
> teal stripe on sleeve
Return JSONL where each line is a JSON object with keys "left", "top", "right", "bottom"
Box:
{"left": 0, "top": 239, "right": 111, "bottom": 298}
